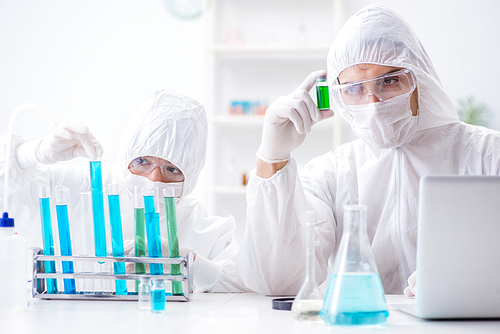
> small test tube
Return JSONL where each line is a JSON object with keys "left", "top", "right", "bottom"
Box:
{"left": 80, "top": 192, "right": 95, "bottom": 295}
{"left": 138, "top": 276, "right": 151, "bottom": 310}
{"left": 38, "top": 186, "right": 58, "bottom": 294}
{"left": 134, "top": 186, "right": 146, "bottom": 291}
{"left": 90, "top": 160, "right": 107, "bottom": 258}
{"left": 316, "top": 75, "right": 330, "bottom": 110}
{"left": 55, "top": 186, "right": 76, "bottom": 294}
{"left": 151, "top": 278, "right": 166, "bottom": 313}
{"left": 164, "top": 187, "right": 183, "bottom": 296}
{"left": 143, "top": 188, "right": 163, "bottom": 275}
{"left": 107, "top": 184, "right": 127, "bottom": 295}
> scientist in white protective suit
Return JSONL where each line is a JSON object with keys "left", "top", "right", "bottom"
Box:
{"left": 0, "top": 90, "right": 250, "bottom": 292}
{"left": 237, "top": 4, "right": 500, "bottom": 296}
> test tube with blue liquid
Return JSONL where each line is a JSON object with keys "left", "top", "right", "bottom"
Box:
{"left": 163, "top": 187, "right": 183, "bottom": 295}
{"left": 107, "top": 184, "right": 127, "bottom": 295}
{"left": 134, "top": 186, "right": 146, "bottom": 291}
{"left": 143, "top": 187, "right": 163, "bottom": 275}
{"left": 90, "top": 160, "right": 107, "bottom": 258}
{"left": 55, "top": 186, "right": 76, "bottom": 294}
{"left": 80, "top": 191, "right": 94, "bottom": 295}
{"left": 38, "top": 186, "right": 58, "bottom": 294}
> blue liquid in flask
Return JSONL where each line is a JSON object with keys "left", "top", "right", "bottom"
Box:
{"left": 320, "top": 273, "right": 389, "bottom": 326}
{"left": 39, "top": 197, "right": 58, "bottom": 294}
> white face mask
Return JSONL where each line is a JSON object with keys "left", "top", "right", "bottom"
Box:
{"left": 343, "top": 93, "right": 418, "bottom": 149}
{"left": 125, "top": 173, "right": 184, "bottom": 205}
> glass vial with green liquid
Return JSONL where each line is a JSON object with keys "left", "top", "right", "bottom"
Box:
{"left": 164, "top": 187, "right": 183, "bottom": 296}
{"left": 320, "top": 205, "right": 388, "bottom": 326}
{"left": 316, "top": 75, "right": 330, "bottom": 110}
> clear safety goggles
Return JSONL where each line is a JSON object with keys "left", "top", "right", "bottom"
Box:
{"left": 331, "top": 69, "right": 416, "bottom": 111}
{"left": 128, "top": 156, "right": 184, "bottom": 182}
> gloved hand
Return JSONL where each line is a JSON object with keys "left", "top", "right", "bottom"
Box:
{"left": 404, "top": 271, "right": 417, "bottom": 297}
{"left": 256, "top": 70, "right": 334, "bottom": 163}
{"left": 16, "top": 120, "right": 103, "bottom": 169}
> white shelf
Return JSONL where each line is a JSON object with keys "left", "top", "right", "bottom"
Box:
{"left": 211, "top": 115, "right": 264, "bottom": 125}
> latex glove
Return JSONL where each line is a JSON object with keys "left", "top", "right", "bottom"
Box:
{"left": 16, "top": 120, "right": 103, "bottom": 169}
{"left": 256, "top": 70, "right": 334, "bottom": 163}
{"left": 404, "top": 271, "right": 417, "bottom": 297}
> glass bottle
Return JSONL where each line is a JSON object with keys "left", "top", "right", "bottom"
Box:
{"left": 291, "top": 211, "right": 323, "bottom": 321}
{"left": 320, "top": 205, "right": 389, "bottom": 326}
{"left": 316, "top": 76, "right": 330, "bottom": 110}
{"left": 138, "top": 276, "right": 151, "bottom": 310}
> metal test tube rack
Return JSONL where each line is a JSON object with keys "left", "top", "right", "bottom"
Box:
{"left": 31, "top": 248, "right": 194, "bottom": 301}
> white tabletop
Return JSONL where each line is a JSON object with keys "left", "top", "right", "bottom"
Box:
{"left": 2, "top": 293, "right": 500, "bottom": 334}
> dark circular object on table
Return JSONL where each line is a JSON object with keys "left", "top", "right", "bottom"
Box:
{"left": 272, "top": 297, "right": 294, "bottom": 311}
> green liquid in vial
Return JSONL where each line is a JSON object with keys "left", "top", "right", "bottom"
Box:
{"left": 316, "top": 85, "right": 330, "bottom": 110}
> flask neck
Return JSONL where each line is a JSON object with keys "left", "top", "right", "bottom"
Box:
{"left": 304, "top": 221, "right": 315, "bottom": 281}
{"left": 0, "top": 227, "right": 14, "bottom": 236}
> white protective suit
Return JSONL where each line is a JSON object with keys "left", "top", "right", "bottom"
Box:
{"left": 0, "top": 90, "right": 250, "bottom": 292}
{"left": 238, "top": 4, "right": 500, "bottom": 295}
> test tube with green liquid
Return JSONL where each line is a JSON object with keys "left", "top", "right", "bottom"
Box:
{"left": 134, "top": 186, "right": 146, "bottom": 291}
{"left": 107, "top": 184, "right": 127, "bottom": 295}
{"left": 38, "top": 186, "right": 58, "bottom": 294}
{"left": 164, "top": 187, "right": 183, "bottom": 295}
{"left": 316, "top": 75, "right": 330, "bottom": 110}
{"left": 143, "top": 188, "right": 163, "bottom": 275}
{"left": 90, "top": 160, "right": 107, "bottom": 258}
{"left": 55, "top": 186, "right": 76, "bottom": 294}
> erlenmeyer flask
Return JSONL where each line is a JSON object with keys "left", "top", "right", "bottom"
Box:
{"left": 292, "top": 211, "right": 323, "bottom": 321}
{"left": 320, "top": 205, "right": 388, "bottom": 326}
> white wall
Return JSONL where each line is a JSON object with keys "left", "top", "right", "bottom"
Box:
{"left": 0, "top": 0, "right": 204, "bottom": 165}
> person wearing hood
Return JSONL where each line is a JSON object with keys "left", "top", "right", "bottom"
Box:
{"left": 237, "top": 4, "right": 500, "bottom": 296}
{"left": 1, "top": 90, "right": 250, "bottom": 292}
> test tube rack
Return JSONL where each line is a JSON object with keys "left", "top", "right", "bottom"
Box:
{"left": 31, "top": 248, "right": 193, "bottom": 302}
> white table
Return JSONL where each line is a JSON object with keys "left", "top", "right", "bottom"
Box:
{"left": 2, "top": 293, "right": 500, "bottom": 334}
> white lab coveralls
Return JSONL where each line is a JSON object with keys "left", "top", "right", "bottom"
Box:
{"left": 1, "top": 90, "right": 250, "bottom": 292}
{"left": 238, "top": 5, "right": 500, "bottom": 295}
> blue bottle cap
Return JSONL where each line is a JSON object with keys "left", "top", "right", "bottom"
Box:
{"left": 0, "top": 212, "right": 14, "bottom": 227}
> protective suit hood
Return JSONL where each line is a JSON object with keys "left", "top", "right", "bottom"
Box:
{"left": 327, "top": 4, "right": 460, "bottom": 133}
{"left": 114, "top": 90, "right": 207, "bottom": 198}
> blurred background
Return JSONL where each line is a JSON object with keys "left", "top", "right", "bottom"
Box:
{"left": 2, "top": 0, "right": 499, "bottom": 242}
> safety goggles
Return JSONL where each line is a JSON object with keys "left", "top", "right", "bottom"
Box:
{"left": 331, "top": 69, "right": 416, "bottom": 111}
{"left": 128, "top": 156, "right": 184, "bottom": 182}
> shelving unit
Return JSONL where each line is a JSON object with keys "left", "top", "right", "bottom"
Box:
{"left": 202, "top": 0, "right": 345, "bottom": 242}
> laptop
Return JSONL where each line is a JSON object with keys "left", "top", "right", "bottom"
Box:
{"left": 393, "top": 175, "right": 500, "bottom": 319}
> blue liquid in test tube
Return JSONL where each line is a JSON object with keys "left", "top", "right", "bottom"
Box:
{"left": 107, "top": 184, "right": 127, "bottom": 295}
{"left": 38, "top": 186, "right": 58, "bottom": 294}
{"left": 55, "top": 186, "right": 76, "bottom": 294}
{"left": 90, "top": 160, "right": 107, "bottom": 258}
{"left": 143, "top": 188, "right": 163, "bottom": 275}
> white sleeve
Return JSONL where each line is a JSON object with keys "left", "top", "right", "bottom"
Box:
{"left": 0, "top": 134, "right": 38, "bottom": 199}
{"left": 237, "top": 157, "right": 336, "bottom": 295}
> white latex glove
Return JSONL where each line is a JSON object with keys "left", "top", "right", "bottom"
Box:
{"left": 256, "top": 70, "right": 334, "bottom": 163}
{"left": 404, "top": 271, "right": 417, "bottom": 297}
{"left": 16, "top": 120, "right": 103, "bottom": 169}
